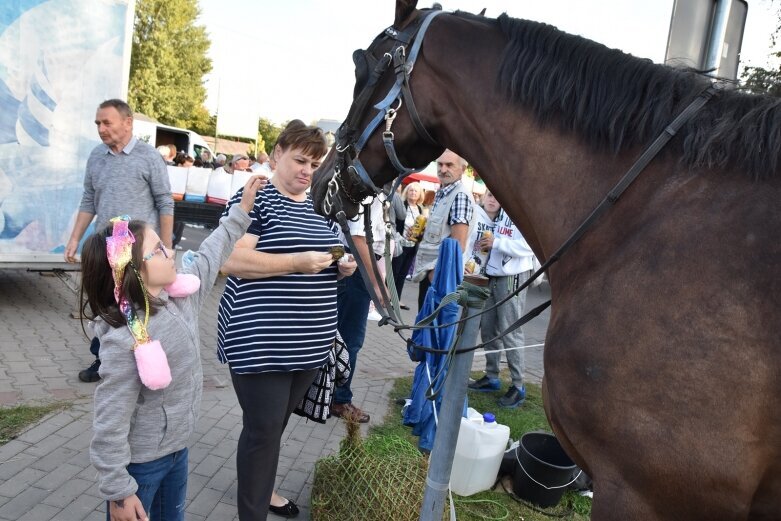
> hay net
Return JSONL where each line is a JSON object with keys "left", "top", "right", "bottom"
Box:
{"left": 312, "top": 417, "right": 429, "bottom": 521}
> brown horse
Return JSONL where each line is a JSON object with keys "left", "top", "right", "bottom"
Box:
{"left": 312, "top": 2, "right": 781, "bottom": 519}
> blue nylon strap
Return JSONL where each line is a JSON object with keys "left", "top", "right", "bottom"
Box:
{"left": 356, "top": 84, "right": 400, "bottom": 150}
{"left": 407, "top": 10, "right": 443, "bottom": 66}
{"left": 351, "top": 158, "right": 384, "bottom": 195}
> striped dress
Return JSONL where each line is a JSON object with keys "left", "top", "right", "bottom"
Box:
{"left": 217, "top": 184, "right": 342, "bottom": 374}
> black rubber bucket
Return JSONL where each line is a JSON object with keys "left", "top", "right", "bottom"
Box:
{"left": 513, "top": 431, "right": 579, "bottom": 508}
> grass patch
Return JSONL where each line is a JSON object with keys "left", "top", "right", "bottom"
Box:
{"left": 0, "top": 403, "right": 67, "bottom": 445}
{"left": 373, "top": 373, "right": 591, "bottom": 521}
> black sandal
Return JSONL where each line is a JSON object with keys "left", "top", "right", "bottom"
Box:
{"left": 269, "top": 499, "right": 300, "bottom": 518}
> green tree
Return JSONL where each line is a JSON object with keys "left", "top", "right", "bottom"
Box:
{"left": 742, "top": 65, "right": 781, "bottom": 96}
{"left": 258, "top": 118, "right": 283, "bottom": 155}
{"left": 129, "top": 0, "right": 212, "bottom": 128}
{"left": 190, "top": 108, "right": 216, "bottom": 137}
{"left": 742, "top": 6, "right": 781, "bottom": 95}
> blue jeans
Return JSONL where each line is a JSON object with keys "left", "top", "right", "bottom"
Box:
{"left": 335, "top": 272, "right": 371, "bottom": 404}
{"left": 106, "top": 447, "right": 188, "bottom": 521}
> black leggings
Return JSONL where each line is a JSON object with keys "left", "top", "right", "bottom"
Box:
{"left": 391, "top": 245, "right": 419, "bottom": 300}
{"left": 230, "top": 369, "right": 318, "bottom": 521}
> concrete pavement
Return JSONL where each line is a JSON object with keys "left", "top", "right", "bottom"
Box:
{"left": 0, "top": 258, "right": 550, "bottom": 520}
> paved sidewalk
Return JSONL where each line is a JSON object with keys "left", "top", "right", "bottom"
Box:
{"left": 0, "top": 267, "right": 550, "bottom": 521}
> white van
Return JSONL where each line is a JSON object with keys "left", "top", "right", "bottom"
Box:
{"left": 133, "top": 113, "right": 214, "bottom": 161}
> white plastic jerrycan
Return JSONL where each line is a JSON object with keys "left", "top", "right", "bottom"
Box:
{"left": 450, "top": 407, "right": 511, "bottom": 496}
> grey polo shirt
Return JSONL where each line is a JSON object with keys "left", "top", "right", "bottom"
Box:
{"left": 79, "top": 136, "right": 174, "bottom": 232}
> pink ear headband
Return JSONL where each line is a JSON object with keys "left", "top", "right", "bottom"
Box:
{"left": 107, "top": 216, "right": 171, "bottom": 390}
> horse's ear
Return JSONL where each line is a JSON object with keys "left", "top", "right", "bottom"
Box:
{"left": 394, "top": 0, "right": 418, "bottom": 29}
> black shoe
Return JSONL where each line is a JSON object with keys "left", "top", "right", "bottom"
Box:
{"left": 498, "top": 385, "right": 526, "bottom": 408}
{"left": 269, "top": 499, "right": 299, "bottom": 518}
{"left": 78, "top": 359, "right": 101, "bottom": 383}
{"left": 467, "top": 375, "right": 501, "bottom": 392}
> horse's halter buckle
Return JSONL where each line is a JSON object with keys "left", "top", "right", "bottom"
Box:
{"left": 383, "top": 98, "right": 403, "bottom": 140}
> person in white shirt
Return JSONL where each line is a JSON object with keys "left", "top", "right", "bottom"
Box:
{"left": 250, "top": 151, "right": 271, "bottom": 175}
{"left": 467, "top": 190, "right": 535, "bottom": 408}
{"left": 334, "top": 195, "right": 392, "bottom": 422}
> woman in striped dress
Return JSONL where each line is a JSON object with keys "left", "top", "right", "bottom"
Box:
{"left": 218, "top": 122, "right": 356, "bottom": 520}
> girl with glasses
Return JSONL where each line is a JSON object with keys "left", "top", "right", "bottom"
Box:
{"left": 80, "top": 176, "right": 267, "bottom": 521}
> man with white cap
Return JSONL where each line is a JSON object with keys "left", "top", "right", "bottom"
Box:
{"left": 229, "top": 153, "right": 251, "bottom": 174}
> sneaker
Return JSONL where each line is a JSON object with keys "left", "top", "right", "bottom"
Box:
{"left": 367, "top": 309, "right": 383, "bottom": 321}
{"left": 498, "top": 385, "right": 526, "bottom": 408}
{"left": 78, "top": 359, "right": 101, "bottom": 383}
{"left": 467, "top": 375, "right": 501, "bottom": 392}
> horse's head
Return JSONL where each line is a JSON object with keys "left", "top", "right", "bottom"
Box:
{"left": 312, "top": 0, "right": 445, "bottom": 219}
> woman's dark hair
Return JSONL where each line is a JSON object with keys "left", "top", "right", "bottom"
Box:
{"left": 275, "top": 119, "right": 327, "bottom": 159}
{"left": 193, "top": 158, "right": 204, "bottom": 167}
{"left": 79, "top": 220, "right": 161, "bottom": 335}
{"left": 173, "top": 152, "right": 188, "bottom": 166}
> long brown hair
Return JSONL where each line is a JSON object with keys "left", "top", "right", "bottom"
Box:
{"left": 79, "top": 220, "right": 161, "bottom": 334}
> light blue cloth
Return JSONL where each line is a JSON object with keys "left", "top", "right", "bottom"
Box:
{"left": 403, "top": 238, "right": 467, "bottom": 452}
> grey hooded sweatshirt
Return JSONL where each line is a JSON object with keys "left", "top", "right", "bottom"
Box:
{"left": 90, "top": 204, "right": 251, "bottom": 501}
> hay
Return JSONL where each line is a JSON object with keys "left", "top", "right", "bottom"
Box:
{"left": 312, "top": 417, "right": 429, "bottom": 521}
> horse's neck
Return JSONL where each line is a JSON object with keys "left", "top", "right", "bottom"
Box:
{"left": 421, "top": 19, "right": 639, "bottom": 261}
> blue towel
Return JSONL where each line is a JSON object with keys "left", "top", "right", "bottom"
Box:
{"left": 403, "top": 238, "right": 467, "bottom": 452}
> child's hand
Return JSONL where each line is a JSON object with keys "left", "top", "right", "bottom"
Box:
{"left": 239, "top": 175, "right": 269, "bottom": 213}
{"left": 109, "top": 494, "right": 147, "bottom": 521}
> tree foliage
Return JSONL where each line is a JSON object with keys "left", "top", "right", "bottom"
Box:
{"left": 258, "top": 118, "right": 283, "bottom": 155}
{"left": 742, "top": 64, "right": 781, "bottom": 96}
{"left": 128, "top": 0, "right": 212, "bottom": 128}
{"left": 741, "top": 6, "right": 781, "bottom": 95}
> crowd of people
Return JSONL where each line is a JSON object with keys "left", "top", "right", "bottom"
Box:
{"left": 156, "top": 142, "right": 273, "bottom": 174}
{"left": 64, "top": 99, "right": 537, "bottom": 521}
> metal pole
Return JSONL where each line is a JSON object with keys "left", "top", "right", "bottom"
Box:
{"left": 214, "top": 78, "right": 220, "bottom": 154}
{"left": 420, "top": 275, "right": 489, "bottom": 521}
{"left": 704, "top": 0, "right": 732, "bottom": 77}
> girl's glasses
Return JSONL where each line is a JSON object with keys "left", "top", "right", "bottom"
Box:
{"left": 142, "top": 241, "right": 171, "bottom": 262}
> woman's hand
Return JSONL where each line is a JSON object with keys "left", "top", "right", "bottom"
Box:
{"left": 337, "top": 254, "right": 357, "bottom": 279}
{"left": 239, "top": 175, "right": 269, "bottom": 213}
{"left": 292, "top": 251, "right": 333, "bottom": 274}
{"left": 109, "top": 495, "right": 147, "bottom": 521}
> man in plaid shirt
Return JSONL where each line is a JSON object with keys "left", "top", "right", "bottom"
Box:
{"left": 412, "top": 150, "right": 475, "bottom": 310}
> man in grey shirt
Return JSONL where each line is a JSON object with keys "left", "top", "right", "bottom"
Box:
{"left": 65, "top": 99, "right": 174, "bottom": 382}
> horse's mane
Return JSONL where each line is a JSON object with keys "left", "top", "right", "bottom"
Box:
{"left": 488, "top": 13, "right": 781, "bottom": 180}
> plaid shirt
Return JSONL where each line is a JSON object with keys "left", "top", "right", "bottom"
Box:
{"left": 433, "top": 180, "right": 473, "bottom": 225}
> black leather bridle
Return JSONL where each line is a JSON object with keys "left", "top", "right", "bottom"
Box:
{"left": 322, "top": 7, "right": 444, "bottom": 217}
